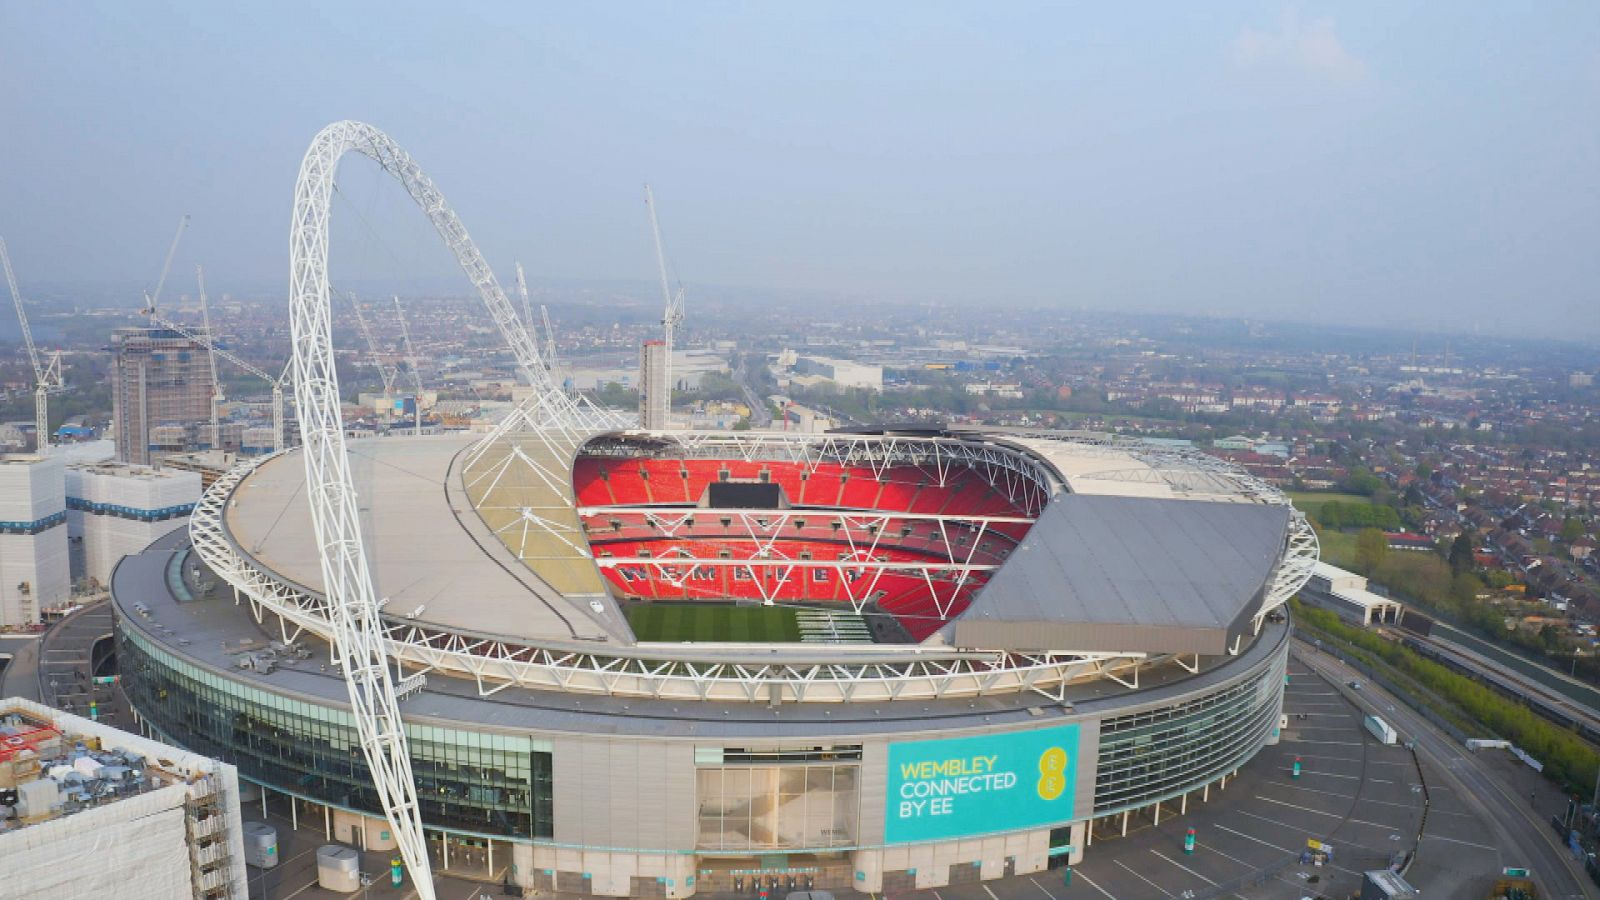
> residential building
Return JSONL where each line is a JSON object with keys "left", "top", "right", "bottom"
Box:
{"left": 110, "top": 327, "right": 216, "bottom": 466}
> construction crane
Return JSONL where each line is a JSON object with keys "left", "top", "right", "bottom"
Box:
{"left": 514, "top": 262, "right": 570, "bottom": 392}
{"left": 644, "top": 184, "right": 686, "bottom": 416}
{"left": 195, "top": 266, "right": 223, "bottom": 450}
{"left": 0, "top": 237, "right": 65, "bottom": 451}
{"left": 346, "top": 291, "right": 398, "bottom": 408}
{"left": 539, "top": 304, "right": 565, "bottom": 391}
{"left": 145, "top": 308, "right": 286, "bottom": 453}
{"left": 141, "top": 214, "right": 190, "bottom": 320}
{"left": 514, "top": 262, "right": 537, "bottom": 335}
{"left": 393, "top": 296, "right": 423, "bottom": 436}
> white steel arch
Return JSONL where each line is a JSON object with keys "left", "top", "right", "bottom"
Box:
{"left": 288, "top": 119, "right": 565, "bottom": 899}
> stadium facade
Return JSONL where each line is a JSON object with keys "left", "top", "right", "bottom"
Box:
{"left": 113, "top": 426, "right": 1315, "bottom": 896}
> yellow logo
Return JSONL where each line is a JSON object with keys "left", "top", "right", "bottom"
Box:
{"left": 1036, "top": 746, "right": 1068, "bottom": 800}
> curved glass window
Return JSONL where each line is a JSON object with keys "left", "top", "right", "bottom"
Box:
{"left": 119, "top": 627, "right": 553, "bottom": 839}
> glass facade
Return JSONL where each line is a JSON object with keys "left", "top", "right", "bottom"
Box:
{"left": 696, "top": 764, "right": 859, "bottom": 853}
{"left": 1093, "top": 647, "right": 1285, "bottom": 815}
{"left": 119, "top": 627, "right": 554, "bottom": 839}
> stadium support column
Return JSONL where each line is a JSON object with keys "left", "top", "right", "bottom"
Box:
{"left": 852, "top": 848, "right": 883, "bottom": 895}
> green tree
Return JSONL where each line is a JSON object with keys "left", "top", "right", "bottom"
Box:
{"left": 1344, "top": 468, "right": 1383, "bottom": 496}
{"left": 1356, "top": 527, "right": 1388, "bottom": 575}
{"left": 1320, "top": 501, "right": 1344, "bottom": 530}
{"left": 1561, "top": 518, "right": 1584, "bottom": 542}
{"left": 1449, "top": 530, "right": 1477, "bottom": 575}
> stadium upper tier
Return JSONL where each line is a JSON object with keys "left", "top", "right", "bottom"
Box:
{"left": 205, "top": 428, "right": 1314, "bottom": 662}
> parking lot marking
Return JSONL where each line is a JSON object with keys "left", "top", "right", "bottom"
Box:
{"left": 1027, "top": 875, "right": 1061, "bottom": 899}
{"left": 1283, "top": 753, "right": 1361, "bottom": 763}
{"left": 1115, "top": 859, "right": 1175, "bottom": 897}
{"left": 982, "top": 884, "right": 1001, "bottom": 900}
{"left": 1072, "top": 869, "right": 1119, "bottom": 900}
{"left": 1196, "top": 840, "right": 1265, "bottom": 872}
{"left": 1235, "top": 808, "right": 1321, "bottom": 837}
{"left": 1264, "top": 783, "right": 1360, "bottom": 805}
{"left": 1214, "top": 823, "right": 1293, "bottom": 854}
{"left": 1150, "top": 848, "right": 1217, "bottom": 885}
{"left": 1254, "top": 794, "right": 1351, "bottom": 821}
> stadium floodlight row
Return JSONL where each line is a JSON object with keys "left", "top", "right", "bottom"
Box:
{"left": 116, "top": 420, "right": 1315, "bottom": 896}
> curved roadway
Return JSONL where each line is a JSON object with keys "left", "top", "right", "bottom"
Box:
{"left": 1295, "top": 642, "right": 1595, "bottom": 900}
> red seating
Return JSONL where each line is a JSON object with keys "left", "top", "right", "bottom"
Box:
{"left": 575, "top": 453, "right": 1033, "bottom": 639}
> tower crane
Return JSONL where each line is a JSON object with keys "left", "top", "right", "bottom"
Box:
{"left": 393, "top": 296, "right": 423, "bottom": 436}
{"left": 145, "top": 308, "right": 286, "bottom": 453}
{"left": 346, "top": 292, "right": 398, "bottom": 409}
{"left": 644, "top": 184, "right": 686, "bottom": 417}
{"left": 195, "top": 266, "right": 223, "bottom": 450}
{"left": 514, "top": 262, "right": 537, "bottom": 335}
{"left": 141, "top": 214, "right": 190, "bottom": 320}
{"left": 539, "top": 304, "right": 565, "bottom": 392}
{"left": 514, "top": 260, "right": 567, "bottom": 386}
{"left": 0, "top": 237, "right": 65, "bottom": 451}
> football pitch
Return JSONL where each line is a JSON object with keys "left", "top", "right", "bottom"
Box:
{"left": 626, "top": 604, "right": 802, "bottom": 643}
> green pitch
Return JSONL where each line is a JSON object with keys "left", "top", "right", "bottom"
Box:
{"left": 627, "top": 604, "right": 802, "bottom": 643}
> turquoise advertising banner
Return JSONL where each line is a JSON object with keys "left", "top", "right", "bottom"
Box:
{"left": 885, "top": 723, "right": 1080, "bottom": 843}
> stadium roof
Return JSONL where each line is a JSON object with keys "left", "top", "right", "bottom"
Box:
{"left": 947, "top": 494, "right": 1290, "bottom": 656}
{"left": 223, "top": 435, "right": 623, "bottom": 644}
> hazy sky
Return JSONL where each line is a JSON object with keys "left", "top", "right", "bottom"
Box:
{"left": 2, "top": 3, "right": 1597, "bottom": 337}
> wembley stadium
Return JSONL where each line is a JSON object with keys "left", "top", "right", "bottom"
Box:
{"left": 107, "top": 120, "right": 1320, "bottom": 897}
{"left": 113, "top": 425, "right": 1317, "bottom": 896}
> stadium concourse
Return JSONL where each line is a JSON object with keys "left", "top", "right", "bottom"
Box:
{"left": 112, "top": 425, "right": 1317, "bottom": 897}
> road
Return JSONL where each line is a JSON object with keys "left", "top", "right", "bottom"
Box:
{"left": 1295, "top": 642, "right": 1596, "bottom": 900}
{"left": 732, "top": 358, "right": 773, "bottom": 428}
{"left": 33, "top": 600, "right": 128, "bottom": 727}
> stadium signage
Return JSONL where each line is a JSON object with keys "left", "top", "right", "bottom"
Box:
{"left": 885, "top": 724, "right": 1079, "bottom": 843}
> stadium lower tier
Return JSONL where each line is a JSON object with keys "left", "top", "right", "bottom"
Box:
{"left": 113, "top": 531, "right": 1289, "bottom": 897}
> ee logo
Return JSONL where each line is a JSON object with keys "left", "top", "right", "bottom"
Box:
{"left": 1036, "top": 746, "right": 1068, "bottom": 800}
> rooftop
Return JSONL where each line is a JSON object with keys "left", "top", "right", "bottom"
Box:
{"left": 0, "top": 696, "right": 224, "bottom": 835}
{"left": 117, "top": 527, "right": 1290, "bottom": 738}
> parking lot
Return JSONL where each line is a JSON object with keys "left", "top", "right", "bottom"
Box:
{"left": 898, "top": 653, "right": 1504, "bottom": 900}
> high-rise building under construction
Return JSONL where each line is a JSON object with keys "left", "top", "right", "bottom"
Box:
{"left": 110, "top": 327, "right": 215, "bottom": 466}
{"left": 638, "top": 338, "right": 670, "bottom": 429}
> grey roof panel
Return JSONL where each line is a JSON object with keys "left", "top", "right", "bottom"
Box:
{"left": 949, "top": 495, "right": 1289, "bottom": 655}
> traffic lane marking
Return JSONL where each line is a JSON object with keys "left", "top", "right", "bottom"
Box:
{"left": 1420, "top": 832, "right": 1498, "bottom": 851}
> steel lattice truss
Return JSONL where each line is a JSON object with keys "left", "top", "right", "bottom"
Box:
{"left": 581, "top": 507, "right": 1023, "bottom": 617}
{"left": 192, "top": 454, "right": 1150, "bottom": 702}
{"left": 589, "top": 430, "right": 1059, "bottom": 517}
{"left": 284, "top": 119, "right": 610, "bottom": 898}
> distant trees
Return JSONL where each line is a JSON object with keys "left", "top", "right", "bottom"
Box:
{"left": 1319, "top": 501, "right": 1401, "bottom": 531}
{"left": 1356, "top": 527, "right": 1388, "bottom": 574}
{"left": 1449, "top": 530, "right": 1477, "bottom": 575}
{"left": 1341, "top": 468, "right": 1384, "bottom": 496}
{"left": 1561, "top": 518, "right": 1585, "bottom": 543}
